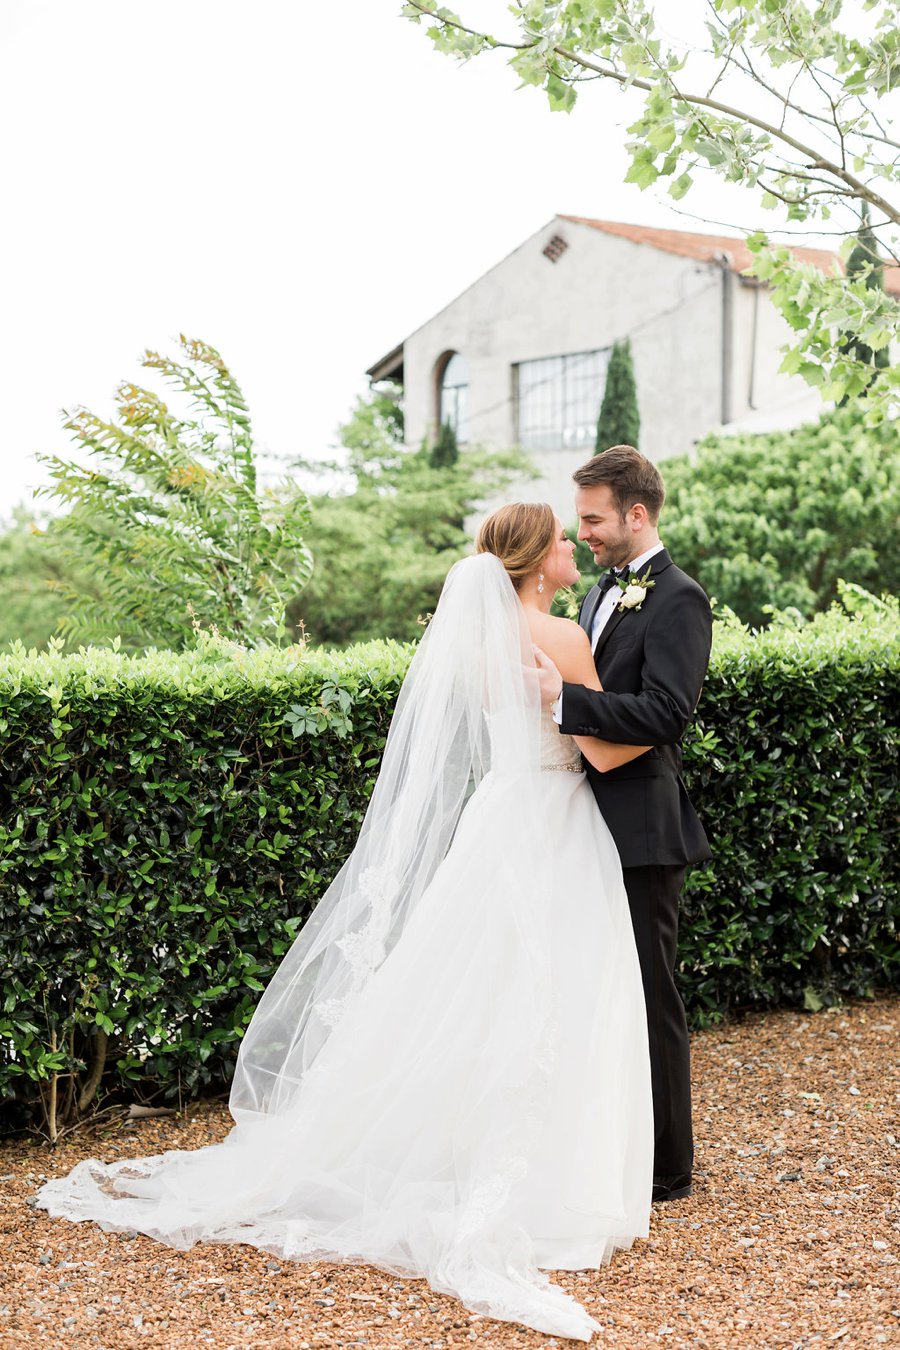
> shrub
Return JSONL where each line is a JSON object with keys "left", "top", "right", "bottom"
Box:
{"left": 292, "top": 392, "right": 532, "bottom": 646}
{"left": 0, "top": 507, "right": 94, "bottom": 651}
{"left": 680, "top": 587, "right": 898, "bottom": 1025}
{"left": 660, "top": 409, "right": 900, "bottom": 626}
{"left": 1, "top": 594, "right": 897, "bottom": 1137}
{"left": 0, "top": 635, "right": 409, "bottom": 1139}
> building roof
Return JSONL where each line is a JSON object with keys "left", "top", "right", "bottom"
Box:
{"left": 559, "top": 215, "right": 900, "bottom": 294}
{"left": 366, "top": 341, "right": 404, "bottom": 384}
{"left": 367, "top": 215, "right": 900, "bottom": 377}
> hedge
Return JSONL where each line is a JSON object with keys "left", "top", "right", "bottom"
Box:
{"left": 681, "top": 590, "right": 898, "bottom": 1023}
{"left": 1, "top": 594, "right": 897, "bottom": 1138}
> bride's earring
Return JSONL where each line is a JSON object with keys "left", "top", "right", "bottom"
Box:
{"left": 537, "top": 570, "right": 545, "bottom": 594}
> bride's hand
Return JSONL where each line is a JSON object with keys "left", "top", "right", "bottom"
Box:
{"left": 532, "top": 645, "right": 563, "bottom": 706}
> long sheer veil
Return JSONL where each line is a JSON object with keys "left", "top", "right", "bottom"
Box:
{"left": 230, "top": 551, "right": 544, "bottom": 1121}
{"left": 37, "top": 549, "right": 650, "bottom": 1342}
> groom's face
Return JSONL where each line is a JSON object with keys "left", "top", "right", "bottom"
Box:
{"left": 575, "top": 485, "right": 634, "bottom": 570}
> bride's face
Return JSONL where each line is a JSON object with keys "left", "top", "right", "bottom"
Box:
{"left": 541, "top": 517, "right": 580, "bottom": 592}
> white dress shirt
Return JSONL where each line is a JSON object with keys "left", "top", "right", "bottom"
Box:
{"left": 552, "top": 541, "right": 665, "bottom": 724}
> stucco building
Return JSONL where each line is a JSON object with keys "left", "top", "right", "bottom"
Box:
{"left": 367, "top": 215, "right": 897, "bottom": 518}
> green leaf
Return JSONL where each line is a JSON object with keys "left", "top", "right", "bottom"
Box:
{"left": 668, "top": 172, "right": 693, "bottom": 200}
{"left": 694, "top": 139, "right": 726, "bottom": 165}
{"left": 546, "top": 73, "right": 577, "bottom": 113}
{"left": 647, "top": 121, "right": 676, "bottom": 152}
{"left": 625, "top": 148, "right": 659, "bottom": 188}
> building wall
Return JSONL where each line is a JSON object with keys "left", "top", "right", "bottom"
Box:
{"left": 401, "top": 216, "right": 827, "bottom": 520}
{"left": 730, "top": 277, "right": 801, "bottom": 420}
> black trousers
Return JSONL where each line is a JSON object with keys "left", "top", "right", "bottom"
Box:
{"left": 622, "top": 863, "right": 693, "bottom": 1178}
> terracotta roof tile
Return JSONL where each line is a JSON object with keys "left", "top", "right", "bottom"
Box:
{"left": 559, "top": 215, "right": 900, "bottom": 294}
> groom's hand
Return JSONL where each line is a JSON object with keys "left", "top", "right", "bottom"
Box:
{"left": 532, "top": 645, "right": 563, "bottom": 707}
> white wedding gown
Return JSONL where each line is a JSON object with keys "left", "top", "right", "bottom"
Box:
{"left": 37, "top": 557, "right": 653, "bottom": 1342}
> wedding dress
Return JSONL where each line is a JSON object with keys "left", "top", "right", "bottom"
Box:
{"left": 36, "top": 554, "right": 653, "bottom": 1341}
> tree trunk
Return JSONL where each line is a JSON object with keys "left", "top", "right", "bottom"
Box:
{"left": 77, "top": 1028, "right": 109, "bottom": 1115}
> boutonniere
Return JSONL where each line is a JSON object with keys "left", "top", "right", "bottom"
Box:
{"left": 616, "top": 564, "right": 656, "bottom": 612}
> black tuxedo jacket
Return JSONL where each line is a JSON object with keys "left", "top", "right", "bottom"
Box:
{"left": 559, "top": 548, "right": 712, "bottom": 869}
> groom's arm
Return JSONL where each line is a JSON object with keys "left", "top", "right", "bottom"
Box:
{"left": 559, "top": 587, "right": 712, "bottom": 746}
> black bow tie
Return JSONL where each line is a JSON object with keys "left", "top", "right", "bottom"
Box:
{"left": 598, "top": 568, "right": 627, "bottom": 596}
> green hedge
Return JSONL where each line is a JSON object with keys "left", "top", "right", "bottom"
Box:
{"left": 1, "top": 595, "right": 898, "bottom": 1137}
{"left": 0, "top": 636, "right": 410, "bottom": 1138}
{"left": 681, "top": 589, "right": 898, "bottom": 1023}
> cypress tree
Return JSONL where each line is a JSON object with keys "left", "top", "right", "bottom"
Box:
{"left": 595, "top": 339, "right": 640, "bottom": 453}
{"left": 429, "top": 419, "right": 459, "bottom": 469}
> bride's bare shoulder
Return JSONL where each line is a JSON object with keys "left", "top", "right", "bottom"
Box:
{"left": 527, "top": 611, "right": 590, "bottom": 657}
{"left": 526, "top": 610, "right": 598, "bottom": 686}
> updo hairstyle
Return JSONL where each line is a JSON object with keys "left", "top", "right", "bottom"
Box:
{"left": 475, "top": 502, "right": 556, "bottom": 591}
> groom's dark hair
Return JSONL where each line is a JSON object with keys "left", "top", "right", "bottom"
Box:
{"left": 572, "top": 445, "right": 665, "bottom": 524}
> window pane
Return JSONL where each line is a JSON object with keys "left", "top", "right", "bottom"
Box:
{"left": 454, "top": 384, "right": 469, "bottom": 444}
{"left": 440, "top": 353, "right": 469, "bottom": 442}
{"left": 518, "top": 356, "right": 563, "bottom": 452}
{"left": 516, "top": 349, "right": 609, "bottom": 451}
{"left": 442, "top": 353, "right": 468, "bottom": 390}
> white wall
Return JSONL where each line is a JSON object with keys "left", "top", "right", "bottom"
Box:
{"left": 400, "top": 216, "right": 828, "bottom": 520}
{"left": 729, "top": 276, "right": 830, "bottom": 425}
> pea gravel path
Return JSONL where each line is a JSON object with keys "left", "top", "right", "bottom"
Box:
{"left": 2, "top": 997, "right": 898, "bottom": 1350}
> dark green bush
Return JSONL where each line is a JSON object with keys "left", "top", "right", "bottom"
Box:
{"left": 0, "top": 635, "right": 409, "bottom": 1139}
{"left": 680, "top": 588, "right": 898, "bottom": 1024}
{"left": 1, "top": 593, "right": 897, "bottom": 1138}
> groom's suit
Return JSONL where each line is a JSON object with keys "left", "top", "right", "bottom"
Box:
{"left": 559, "top": 548, "right": 712, "bottom": 1178}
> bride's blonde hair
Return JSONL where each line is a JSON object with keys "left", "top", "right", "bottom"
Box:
{"left": 475, "top": 503, "right": 556, "bottom": 591}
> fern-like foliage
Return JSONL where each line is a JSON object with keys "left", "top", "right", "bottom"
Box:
{"left": 39, "top": 336, "right": 312, "bottom": 649}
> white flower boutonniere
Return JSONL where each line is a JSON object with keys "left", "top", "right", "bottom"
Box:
{"left": 616, "top": 564, "right": 656, "bottom": 612}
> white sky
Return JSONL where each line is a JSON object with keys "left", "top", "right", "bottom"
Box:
{"left": 0, "top": 0, "right": 841, "bottom": 519}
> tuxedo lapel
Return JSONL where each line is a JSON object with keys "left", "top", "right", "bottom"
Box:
{"left": 593, "top": 548, "right": 674, "bottom": 662}
{"left": 579, "top": 583, "right": 603, "bottom": 638}
{"left": 593, "top": 603, "right": 629, "bottom": 660}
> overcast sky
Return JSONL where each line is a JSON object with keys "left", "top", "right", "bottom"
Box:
{"left": 1, "top": 0, "right": 834, "bottom": 519}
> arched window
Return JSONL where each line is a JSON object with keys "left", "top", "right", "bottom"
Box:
{"left": 438, "top": 352, "right": 469, "bottom": 444}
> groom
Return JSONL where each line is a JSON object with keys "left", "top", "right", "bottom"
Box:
{"left": 535, "top": 445, "right": 712, "bottom": 1202}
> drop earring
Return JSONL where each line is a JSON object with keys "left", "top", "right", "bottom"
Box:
{"left": 537, "top": 570, "right": 545, "bottom": 595}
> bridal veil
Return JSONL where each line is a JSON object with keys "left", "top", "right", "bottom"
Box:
{"left": 37, "top": 553, "right": 652, "bottom": 1341}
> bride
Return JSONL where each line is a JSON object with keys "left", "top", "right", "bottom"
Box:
{"left": 37, "top": 503, "right": 653, "bottom": 1341}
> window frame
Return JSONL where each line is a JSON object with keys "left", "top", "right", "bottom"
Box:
{"left": 513, "top": 348, "right": 611, "bottom": 453}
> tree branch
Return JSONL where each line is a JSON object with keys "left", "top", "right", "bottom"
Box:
{"left": 408, "top": 4, "right": 900, "bottom": 226}
{"left": 552, "top": 44, "right": 900, "bottom": 226}
{"left": 404, "top": 0, "right": 529, "bottom": 50}
{"left": 664, "top": 199, "right": 888, "bottom": 242}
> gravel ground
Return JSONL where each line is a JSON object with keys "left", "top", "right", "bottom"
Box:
{"left": 2, "top": 997, "right": 898, "bottom": 1350}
